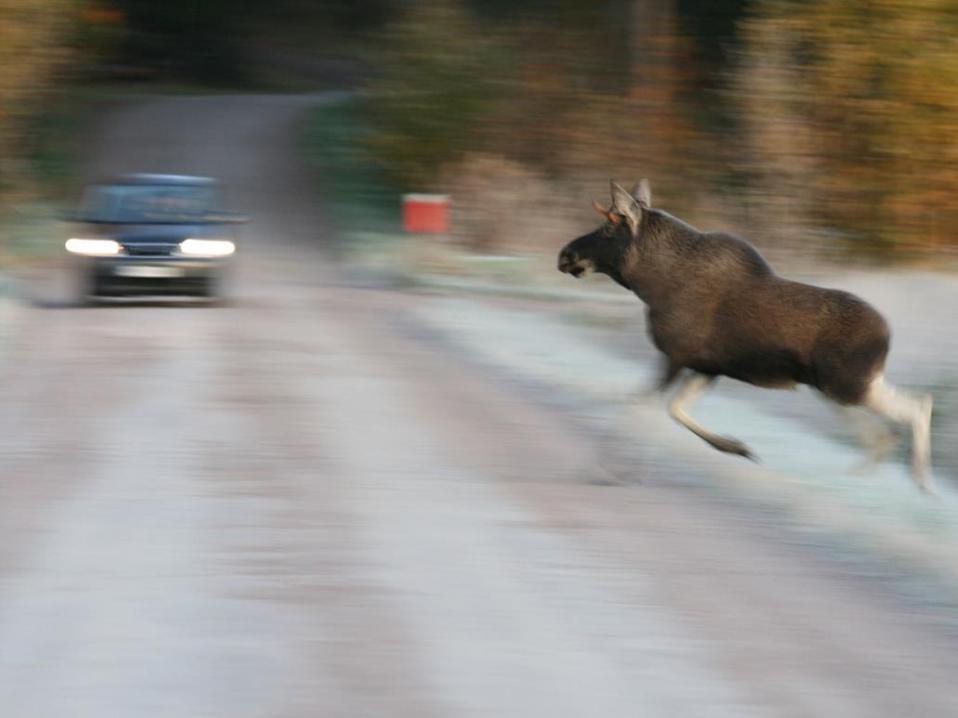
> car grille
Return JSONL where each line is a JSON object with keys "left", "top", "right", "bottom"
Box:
{"left": 122, "top": 242, "right": 178, "bottom": 256}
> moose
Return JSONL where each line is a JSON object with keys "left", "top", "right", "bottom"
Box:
{"left": 558, "top": 180, "right": 934, "bottom": 492}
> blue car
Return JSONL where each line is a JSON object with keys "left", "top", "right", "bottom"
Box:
{"left": 64, "top": 173, "right": 245, "bottom": 302}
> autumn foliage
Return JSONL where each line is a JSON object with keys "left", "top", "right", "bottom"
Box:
{"left": 0, "top": 0, "right": 77, "bottom": 199}
{"left": 737, "top": 0, "right": 958, "bottom": 256}
{"left": 363, "top": 1, "right": 705, "bottom": 253}
{"left": 4, "top": 0, "right": 958, "bottom": 260}
{"left": 365, "top": 0, "right": 958, "bottom": 260}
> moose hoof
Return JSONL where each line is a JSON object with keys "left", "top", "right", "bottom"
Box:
{"left": 912, "top": 473, "right": 937, "bottom": 497}
{"left": 711, "top": 436, "right": 757, "bottom": 462}
{"left": 911, "top": 467, "right": 935, "bottom": 496}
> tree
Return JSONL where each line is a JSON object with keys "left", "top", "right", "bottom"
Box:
{"left": 738, "top": 0, "right": 958, "bottom": 255}
{"left": 362, "top": 1, "right": 511, "bottom": 190}
{"left": 0, "top": 0, "right": 76, "bottom": 197}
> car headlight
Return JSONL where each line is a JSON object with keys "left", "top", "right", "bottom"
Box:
{"left": 65, "top": 238, "right": 123, "bottom": 256}
{"left": 178, "top": 238, "right": 235, "bottom": 257}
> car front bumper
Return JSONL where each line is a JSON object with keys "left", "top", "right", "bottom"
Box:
{"left": 83, "top": 256, "right": 229, "bottom": 296}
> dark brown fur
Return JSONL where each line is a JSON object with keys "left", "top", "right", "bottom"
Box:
{"left": 558, "top": 200, "right": 890, "bottom": 405}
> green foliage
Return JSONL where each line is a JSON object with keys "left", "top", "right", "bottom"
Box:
{"left": 362, "top": 2, "right": 513, "bottom": 191}
{"left": 359, "top": 1, "right": 737, "bottom": 209}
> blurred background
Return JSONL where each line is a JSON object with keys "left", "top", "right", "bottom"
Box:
{"left": 7, "top": 0, "right": 958, "bottom": 262}
{"left": 6, "top": 2, "right": 958, "bottom": 716}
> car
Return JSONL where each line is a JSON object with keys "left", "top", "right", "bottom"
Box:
{"left": 63, "top": 173, "right": 246, "bottom": 303}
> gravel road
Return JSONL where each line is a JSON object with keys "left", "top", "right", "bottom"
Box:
{"left": 2, "top": 92, "right": 958, "bottom": 717}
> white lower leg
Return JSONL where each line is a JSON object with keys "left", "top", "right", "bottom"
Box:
{"left": 668, "top": 373, "right": 754, "bottom": 459}
{"left": 913, "top": 394, "right": 933, "bottom": 483}
{"left": 843, "top": 407, "right": 899, "bottom": 473}
{"left": 864, "top": 375, "right": 933, "bottom": 490}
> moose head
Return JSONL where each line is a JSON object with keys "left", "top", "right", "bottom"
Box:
{"left": 557, "top": 179, "right": 651, "bottom": 279}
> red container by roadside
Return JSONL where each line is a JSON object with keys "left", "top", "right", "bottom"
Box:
{"left": 403, "top": 194, "right": 450, "bottom": 233}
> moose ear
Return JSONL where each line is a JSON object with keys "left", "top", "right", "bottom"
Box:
{"left": 610, "top": 180, "right": 642, "bottom": 232}
{"left": 630, "top": 178, "right": 651, "bottom": 208}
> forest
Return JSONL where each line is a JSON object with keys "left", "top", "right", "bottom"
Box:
{"left": 4, "top": 0, "right": 958, "bottom": 259}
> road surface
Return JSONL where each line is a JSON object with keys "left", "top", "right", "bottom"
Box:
{"left": 2, "top": 93, "right": 958, "bottom": 717}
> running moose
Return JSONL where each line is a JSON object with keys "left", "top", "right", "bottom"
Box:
{"left": 557, "top": 180, "right": 934, "bottom": 491}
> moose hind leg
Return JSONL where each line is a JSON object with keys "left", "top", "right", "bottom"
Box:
{"left": 668, "top": 373, "right": 756, "bottom": 460}
{"left": 655, "top": 358, "right": 684, "bottom": 393}
{"left": 863, "top": 375, "right": 933, "bottom": 492}
{"left": 843, "top": 406, "right": 900, "bottom": 474}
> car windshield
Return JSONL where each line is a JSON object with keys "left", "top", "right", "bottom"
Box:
{"left": 80, "top": 184, "right": 219, "bottom": 222}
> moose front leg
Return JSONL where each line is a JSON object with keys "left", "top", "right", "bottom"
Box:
{"left": 667, "top": 373, "right": 757, "bottom": 461}
{"left": 634, "top": 358, "right": 683, "bottom": 401}
{"left": 656, "top": 358, "right": 683, "bottom": 393}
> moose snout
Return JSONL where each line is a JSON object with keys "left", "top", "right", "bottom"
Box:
{"left": 558, "top": 251, "right": 591, "bottom": 278}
